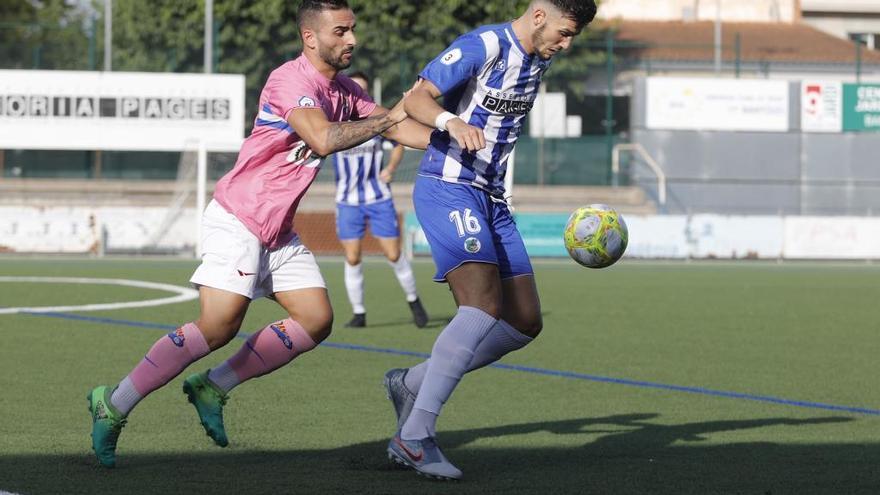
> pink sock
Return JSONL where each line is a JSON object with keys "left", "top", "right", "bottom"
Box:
{"left": 225, "top": 318, "right": 317, "bottom": 384}
{"left": 113, "top": 322, "right": 210, "bottom": 414}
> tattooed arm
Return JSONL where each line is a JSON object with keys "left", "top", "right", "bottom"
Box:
{"left": 287, "top": 99, "right": 407, "bottom": 157}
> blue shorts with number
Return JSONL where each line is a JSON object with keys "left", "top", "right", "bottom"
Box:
{"left": 413, "top": 175, "right": 533, "bottom": 282}
{"left": 336, "top": 199, "right": 400, "bottom": 240}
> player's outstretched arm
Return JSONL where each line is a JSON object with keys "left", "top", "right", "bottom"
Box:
{"left": 375, "top": 98, "right": 432, "bottom": 150}
{"left": 287, "top": 106, "right": 406, "bottom": 157}
{"left": 405, "top": 79, "right": 485, "bottom": 152}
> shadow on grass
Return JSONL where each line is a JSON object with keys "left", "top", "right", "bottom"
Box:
{"left": 348, "top": 314, "right": 457, "bottom": 330}
{"left": 2, "top": 414, "right": 875, "bottom": 495}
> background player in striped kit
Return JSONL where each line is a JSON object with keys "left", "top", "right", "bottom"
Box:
{"left": 382, "top": 0, "right": 597, "bottom": 480}
{"left": 332, "top": 73, "right": 429, "bottom": 329}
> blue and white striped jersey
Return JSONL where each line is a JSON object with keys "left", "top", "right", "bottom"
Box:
{"left": 418, "top": 23, "right": 551, "bottom": 196}
{"left": 332, "top": 136, "right": 393, "bottom": 205}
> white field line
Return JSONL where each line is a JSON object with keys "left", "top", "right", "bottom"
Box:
{"left": 0, "top": 277, "right": 198, "bottom": 315}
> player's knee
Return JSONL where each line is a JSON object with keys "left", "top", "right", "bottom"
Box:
{"left": 507, "top": 313, "right": 543, "bottom": 338}
{"left": 521, "top": 315, "right": 543, "bottom": 338}
{"left": 386, "top": 250, "right": 401, "bottom": 263}
{"left": 296, "top": 310, "right": 333, "bottom": 344}
{"left": 195, "top": 319, "right": 242, "bottom": 350}
{"left": 316, "top": 306, "right": 335, "bottom": 341}
{"left": 345, "top": 254, "right": 362, "bottom": 266}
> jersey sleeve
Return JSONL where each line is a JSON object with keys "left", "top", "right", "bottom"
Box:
{"left": 345, "top": 78, "right": 378, "bottom": 120}
{"left": 419, "top": 34, "right": 487, "bottom": 95}
{"left": 267, "top": 69, "right": 323, "bottom": 119}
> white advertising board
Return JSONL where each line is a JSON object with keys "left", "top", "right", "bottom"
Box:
{"left": 801, "top": 81, "right": 843, "bottom": 133}
{"left": 646, "top": 77, "right": 790, "bottom": 132}
{"left": 784, "top": 216, "right": 880, "bottom": 259}
{"left": 622, "top": 215, "right": 690, "bottom": 259}
{"left": 6, "top": 207, "right": 880, "bottom": 260}
{"left": 688, "top": 215, "right": 784, "bottom": 259}
{"left": 0, "top": 70, "right": 245, "bottom": 151}
{"left": 529, "top": 92, "right": 567, "bottom": 138}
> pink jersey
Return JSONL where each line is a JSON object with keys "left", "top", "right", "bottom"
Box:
{"left": 214, "top": 54, "right": 377, "bottom": 248}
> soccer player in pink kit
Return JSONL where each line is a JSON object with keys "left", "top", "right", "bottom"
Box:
{"left": 86, "top": 0, "right": 431, "bottom": 468}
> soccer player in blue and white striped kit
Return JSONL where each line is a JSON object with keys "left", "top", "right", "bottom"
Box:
{"left": 333, "top": 72, "right": 429, "bottom": 329}
{"left": 383, "top": 0, "right": 597, "bottom": 480}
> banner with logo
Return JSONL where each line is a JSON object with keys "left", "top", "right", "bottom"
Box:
{"left": 843, "top": 83, "right": 880, "bottom": 132}
{"left": 801, "top": 81, "right": 843, "bottom": 132}
{"left": 0, "top": 70, "right": 245, "bottom": 151}
{"left": 646, "top": 77, "right": 790, "bottom": 132}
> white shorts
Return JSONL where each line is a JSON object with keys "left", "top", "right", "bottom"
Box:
{"left": 190, "top": 200, "right": 326, "bottom": 299}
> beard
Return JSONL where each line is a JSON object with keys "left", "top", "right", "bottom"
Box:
{"left": 319, "top": 44, "right": 353, "bottom": 70}
{"left": 532, "top": 24, "right": 550, "bottom": 60}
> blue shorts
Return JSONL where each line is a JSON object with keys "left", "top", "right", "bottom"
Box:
{"left": 336, "top": 199, "right": 400, "bottom": 240}
{"left": 413, "top": 175, "right": 533, "bottom": 282}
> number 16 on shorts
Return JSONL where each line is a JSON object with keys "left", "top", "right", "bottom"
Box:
{"left": 448, "top": 208, "right": 482, "bottom": 237}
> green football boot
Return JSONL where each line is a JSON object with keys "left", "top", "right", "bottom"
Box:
{"left": 87, "top": 385, "right": 127, "bottom": 468}
{"left": 182, "top": 371, "right": 229, "bottom": 447}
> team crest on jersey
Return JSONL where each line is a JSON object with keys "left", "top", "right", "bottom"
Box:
{"left": 493, "top": 59, "right": 506, "bottom": 72}
{"left": 441, "top": 48, "right": 462, "bottom": 66}
{"left": 298, "top": 96, "right": 316, "bottom": 107}
{"left": 464, "top": 237, "right": 481, "bottom": 253}
{"left": 287, "top": 141, "right": 315, "bottom": 165}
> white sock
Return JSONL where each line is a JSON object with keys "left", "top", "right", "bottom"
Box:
{"left": 403, "top": 319, "right": 533, "bottom": 393}
{"left": 401, "top": 306, "right": 497, "bottom": 440}
{"left": 388, "top": 256, "right": 418, "bottom": 303}
{"left": 207, "top": 362, "right": 240, "bottom": 394}
{"left": 110, "top": 376, "right": 142, "bottom": 416}
{"left": 344, "top": 262, "right": 366, "bottom": 314}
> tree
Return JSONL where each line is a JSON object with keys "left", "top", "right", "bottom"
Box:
{"left": 108, "top": 0, "right": 301, "bottom": 130}
{"left": 102, "top": 0, "right": 605, "bottom": 128}
{"left": 0, "top": 0, "right": 94, "bottom": 70}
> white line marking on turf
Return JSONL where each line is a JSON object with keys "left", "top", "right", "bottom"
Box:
{"left": 0, "top": 277, "right": 199, "bottom": 315}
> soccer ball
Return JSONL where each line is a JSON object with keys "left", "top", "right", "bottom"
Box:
{"left": 563, "top": 204, "right": 628, "bottom": 269}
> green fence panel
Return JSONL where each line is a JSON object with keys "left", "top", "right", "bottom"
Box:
{"left": 843, "top": 83, "right": 880, "bottom": 132}
{"left": 405, "top": 211, "right": 570, "bottom": 258}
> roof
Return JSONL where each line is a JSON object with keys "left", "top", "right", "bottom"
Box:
{"left": 598, "top": 21, "right": 880, "bottom": 65}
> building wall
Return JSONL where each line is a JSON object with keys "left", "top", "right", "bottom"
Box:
{"left": 802, "top": 16, "right": 880, "bottom": 46}
{"left": 598, "top": 0, "right": 797, "bottom": 23}
{"left": 801, "top": 1, "right": 880, "bottom": 14}
{"left": 796, "top": 0, "right": 880, "bottom": 46}
{"left": 628, "top": 77, "right": 880, "bottom": 215}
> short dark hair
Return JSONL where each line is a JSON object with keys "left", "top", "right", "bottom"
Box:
{"left": 542, "top": 0, "right": 597, "bottom": 30}
{"left": 347, "top": 71, "right": 369, "bottom": 84}
{"left": 296, "top": 0, "right": 350, "bottom": 33}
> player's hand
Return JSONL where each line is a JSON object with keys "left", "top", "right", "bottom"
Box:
{"left": 404, "top": 79, "right": 424, "bottom": 97}
{"left": 446, "top": 118, "right": 486, "bottom": 152}
{"left": 379, "top": 168, "right": 394, "bottom": 183}
{"left": 387, "top": 97, "right": 409, "bottom": 125}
